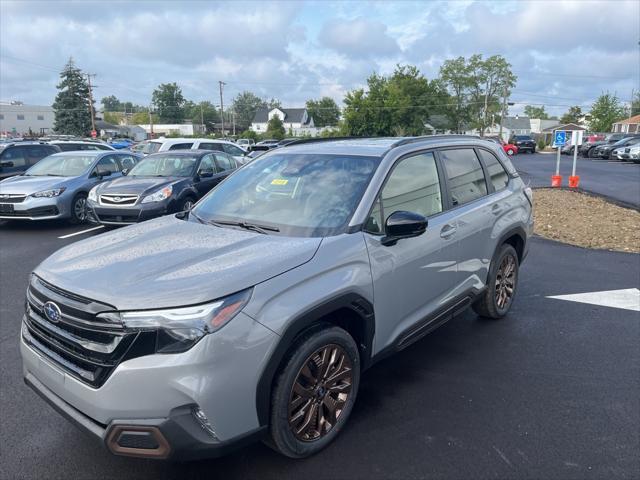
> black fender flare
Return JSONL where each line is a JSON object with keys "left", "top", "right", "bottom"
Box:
{"left": 255, "top": 292, "right": 375, "bottom": 426}
{"left": 489, "top": 226, "right": 527, "bottom": 277}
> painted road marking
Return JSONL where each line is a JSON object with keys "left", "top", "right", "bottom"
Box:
{"left": 58, "top": 226, "right": 104, "bottom": 239}
{"left": 547, "top": 288, "right": 640, "bottom": 312}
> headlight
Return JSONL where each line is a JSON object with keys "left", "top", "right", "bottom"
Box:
{"left": 141, "top": 185, "right": 172, "bottom": 204}
{"left": 97, "top": 289, "right": 252, "bottom": 353}
{"left": 88, "top": 187, "right": 98, "bottom": 202}
{"left": 31, "top": 188, "right": 66, "bottom": 198}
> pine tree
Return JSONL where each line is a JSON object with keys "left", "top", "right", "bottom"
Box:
{"left": 52, "top": 58, "right": 93, "bottom": 136}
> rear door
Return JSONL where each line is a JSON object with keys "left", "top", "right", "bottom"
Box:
{"left": 438, "top": 147, "right": 495, "bottom": 291}
{"left": 213, "top": 152, "right": 237, "bottom": 178}
{"left": 363, "top": 151, "right": 460, "bottom": 352}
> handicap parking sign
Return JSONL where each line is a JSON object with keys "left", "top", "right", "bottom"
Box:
{"left": 554, "top": 131, "right": 566, "bottom": 146}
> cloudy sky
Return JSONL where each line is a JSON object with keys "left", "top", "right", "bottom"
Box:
{"left": 0, "top": 0, "right": 638, "bottom": 116}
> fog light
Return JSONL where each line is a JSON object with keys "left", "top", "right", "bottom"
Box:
{"left": 192, "top": 407, "right": 219, "bottom": 440}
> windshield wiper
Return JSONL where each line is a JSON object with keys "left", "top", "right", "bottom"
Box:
{"left": 208, "top": 219, "right": 280, "bottom": 234}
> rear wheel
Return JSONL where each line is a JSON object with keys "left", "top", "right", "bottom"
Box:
{"left": 588, "top": 147, "right": 598, "bottom": 158}
{"left": 69, "top": 193, "right": 88, "bottom": 224}
{"left": 267, "top": 326, "right": 360, "bottom": 458}
{"left": 473, "top": 244, "right": 519, "bottom": 319}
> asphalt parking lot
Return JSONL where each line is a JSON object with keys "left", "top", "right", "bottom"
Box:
{"left": 510, "top": 152, "right": 640, "bottom": 208}
{"left": 1, "top": 215, "right": 638, "bottom": 479}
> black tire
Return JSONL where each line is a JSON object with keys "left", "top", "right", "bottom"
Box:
{"left": 588, "top": 147, "right": 598, "bottom": 158}
{"left": 177, "top": 196, "right": 196, "bottom": 212}
{"left": 532, "top": 147, "right": 536, "bottom": 154}
{"left": 267, "top": 325, "right": 360, "bottom": 458}
{"left": 473, "top": 244, "right": 519, "bottom": 319}
{"left": 69, "top": 193, "right": 88, "bottom": 224}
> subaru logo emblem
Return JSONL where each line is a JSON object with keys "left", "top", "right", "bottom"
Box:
{"left": 114, "top": 196, "right": 121, "bottom": 202}
{"left": 43, "top": 301, "right": 62, "bottom": 323}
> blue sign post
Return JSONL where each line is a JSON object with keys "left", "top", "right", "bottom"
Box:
{"left": 554, "top": 130, "right": 566, "bottom": 147}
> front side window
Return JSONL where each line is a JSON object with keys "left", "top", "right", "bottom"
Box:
{"left": 478, "top": 149, "right": 509, "bottom": 191}
{"left": 25, "top": 155, "right": 94, "bottom": 177}
{"left": 198, "top": 154, "right": 216, "bottom": 173}
{"left": 0, "top": 147, "right": 27, "bottom": 167}
{"left": 118, "top": 155, "right": 137, "bottom": 170}
{"left": 440, "top": 149, "right": 487, "bottom": 206}
{"left": 198, "top": 142, "right": 224, "bottom": 152}
{"left": 365, "top": 152, "right": 442, "bottom": 234}
{"left": 168, "top": 142, "right": 193, "bottom": 151}
{"left": 192, "top": 152, "right": 380, "bottom": 237}
{"left": 128, "top": 154, "right": 198, "bottom": 177}
{"left": 94, "top": 156, "right": 120, "bottom": 175}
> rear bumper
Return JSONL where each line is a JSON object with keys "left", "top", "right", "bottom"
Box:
{"left": 24, "top": 372, "right": 266, "bottom": 461}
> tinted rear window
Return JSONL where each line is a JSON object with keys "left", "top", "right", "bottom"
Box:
{"left": 440, "top": 148, "right": 487, "bottom": 206}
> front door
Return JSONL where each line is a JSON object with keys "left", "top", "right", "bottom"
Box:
{"left": 194, "top": 153, "right": 219, "bottom": 197}
{"left": 363, "top": 151, "right": 460, "bottom": 353}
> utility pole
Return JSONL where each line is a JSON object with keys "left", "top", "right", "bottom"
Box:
{"left": 148, "top": 105, "right": 154, "bottom": 138}
{"left": 86, "top": 73, "right": 97, "bottom": 134}
{"left": 499, "top": 84, "right": 508, "bottom": 139}
{"left": 200, "top": 103, "right": 204, "bottom": 134}
{"left": 218, "top": 81, "right": 226, "bottom": 137}
{"left": 232, "top": 109, "right": 236, "bottom": 136}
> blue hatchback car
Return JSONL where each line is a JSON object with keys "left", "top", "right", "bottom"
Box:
{"left": 0, "top": 150, "right": 141, "bottom": 223}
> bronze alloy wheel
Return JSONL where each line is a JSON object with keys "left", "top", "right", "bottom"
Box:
{"left": 288, "top": 344, "right": 353, "bottom": 442}
{"left": 495, "top": 253, "right": 516, "bottom": 309}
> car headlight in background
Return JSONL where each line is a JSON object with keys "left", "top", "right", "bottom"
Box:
{"left": 31, "top": 188, "right": 66, "bottom": 198}
{"left": 96, "top": 289, "right": 252, "bottom": 353}
{"left": 88, "top": 187, "right": 98, "bottom": 202}
{"left": 141, "top": 185, "right": 172, "bottom": 204}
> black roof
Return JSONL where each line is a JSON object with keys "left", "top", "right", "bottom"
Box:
{"left": 252, "top": 108, "right": 310, "bottom": 124}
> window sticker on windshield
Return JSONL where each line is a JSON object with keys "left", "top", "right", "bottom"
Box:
{"left": 271, "top": 179, "right": 289, "bottom": 185}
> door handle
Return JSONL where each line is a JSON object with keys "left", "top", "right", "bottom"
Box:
{"left": 440, "top": 224, "right": 457, "bottom": 239}
{"left": 491, "top": 204, "right": 503, "bottom": 215}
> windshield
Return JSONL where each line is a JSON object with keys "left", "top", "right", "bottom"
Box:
{"left": 25, "top": 155, "right": 94, "bottom": 177}
{"left": 192, "top": 152, "right": 380, "bottom": 237}
{"left": 128, "top": 154, "right": 197, "bottom": 177}
{"left": 515, "top": 136, "right": 532, "bottom": 140}
{"left": 137, "top": 141, "right": 162, "bottom": 154}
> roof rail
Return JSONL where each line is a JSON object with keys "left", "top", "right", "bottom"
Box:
{"left": 280, "top": 136, "right": 381, "bottom": 147}
{"left": 390, "top": 134, "right": 482, "bottom": 148}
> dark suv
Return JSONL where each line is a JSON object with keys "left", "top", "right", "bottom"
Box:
{"left": 512, "top": 135, "right": 536, "bottom": 153}
{"left": 87, "top": 150, "right": 237, "bottom": 225}
{"left": 0, "top": 142, "right": 60, "bottom": 179}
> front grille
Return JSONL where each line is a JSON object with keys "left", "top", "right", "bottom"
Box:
{"left": 0, "top": 194, "right": 27, "bottom": 203}
{"left": 22, "top": 275, "right": 154, "bottom": 388}
{"left": 100, "top": 194, "right": 139, "bottom": 206}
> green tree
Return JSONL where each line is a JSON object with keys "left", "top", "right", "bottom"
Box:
{"left": 152, "top": 82, "right": 185, "bottom": 123}
{"left": 439, "top": 56, "right": 473, "bottom": 133}
{"left": 523, "top": 105, "right": 549, "bottom": 119}
{"left": 306, "top": 97, "right": 341, "bottom": 127}
{"left": 267, "top": 98, "right": 282, "bottom": 109}
{"left": 183, "top": 100, "right": 220, "bottom": 133}
{"left": 52, "top": 58, "right": 93, "bottom": 136}
{"left": 131, "top": 111, "right": 158, "bottom": 124}
{"left": 589, "top": 92, "right": 625, "bottom": 132}
{"left": 265, "top": 115, "right": 285, "bottom": 139}
{"left": 560, "top": 105, "right": 583, "bottom": 124}
{"left": 631, "top": 91, "right": 640, "bottom": 117}
{"left": 231, "top": 91, "right": 267, "bottom": 131}
{"left": 103, "top": 112, "right": 123, "bottom": 125}
{"left": 101, "top": 95, "right": 121, "bottom": 112}
{"left": 238, "top": 129, "right": 259, "bottom": 141}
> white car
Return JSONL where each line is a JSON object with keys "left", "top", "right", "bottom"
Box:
{"left": 138, "top": 138, "right": 249, "bottom": 164}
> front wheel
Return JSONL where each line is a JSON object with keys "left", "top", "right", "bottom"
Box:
{"left": 178, "top": 196, "right": 196, "bottom": 212}
{"left": 267, "top": 326, "right": 360, "bottom": 458}
{"left": 69, "top": 193, "right": 88, "bottom": 224}
{"left": 473, "top": 244, "right": 519, "bottom": 319}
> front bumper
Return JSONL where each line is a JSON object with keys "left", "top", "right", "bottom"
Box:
{"left": 87, "top": 201, "right": 169, "bottom": 225}
{"left": 21, "top": 311, "right": 278, "bottom": 460}
{"left": 0, "top": 195, "right": 69, "bottom": 221}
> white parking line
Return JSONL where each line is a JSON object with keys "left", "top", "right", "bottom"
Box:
{"left": 58, "top": 226, "right": 104, "bottom": 239}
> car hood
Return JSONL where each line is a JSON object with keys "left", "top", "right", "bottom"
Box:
{"left": 96, "top": 176, "right": 183, "bottom": 196}
{"left": 0, "top": 175, "right": 69, "bottom": 194}
{"left": 34, "top": 215, "right": 322, "bottom": 310}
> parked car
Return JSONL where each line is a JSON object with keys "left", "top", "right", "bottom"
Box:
{"left": 486, "top": 137, "right": 518, "bottom": 156}
{"left": 87, "top": 150, "right": 238, "bottom": 225}
{"left": 109, "top": 138, "right": 136, "bottom": 150}
{"left": 277, "top": 138, "right": 299, "bottom": 147}
{"left": 592, "top": 136, "right": 640, "bottom": 160}
{"left": 256, "top": 139, "right": 280, "bottom": 148}
{"left": 511, "top": 135, "right": 536, "bottom": 153}
{"left": 136, "top": 138, "right": 249, "bottom": 165}
{"left": 0, "top": 150, "right": 140, "bottom": 222}
{"left": 624, "top": 144, "right": 640, "bottom": 163}
{"left": 237, "top": 138, "right": 255, "bottom": 150}
{"left": 20, "top": 136, "right": 532, "bottom": 460}
{"left": 579, "top": 133, "right": 627, "bottom": 157}
{"left": 49, "top": 140, "right": 115, "bottom": 152}
{"left": 0, "top": 142, "right": 60, "bottom": 179}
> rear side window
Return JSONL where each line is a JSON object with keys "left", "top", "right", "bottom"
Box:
{"left": 478, "top": 149, "right": 509, "bottom": 191}
{"left": 222, "top": 144, "right": 244, "bottom": 156}
{"left": 168, "top": 143, "right": 193, "bottom": 151}
{"left": 55, "top": 143, "right": 77, "bottom": 152}
{"left": 118, "top": 154, "right": 137, "bottom": 170}
{"left": 0, "top": 146, "right": 27, "bottom": 166}
{"left": 440, "top": 149, "right": 487, "bottom": 206}
{"left": 365, "top": 152, "right": 442, "bottom": 234}
{"left": 198, "top": 142, "right": 224, "bottom": 152}
{"left": 214, "top": 153, "right": 234, "bottom": 171}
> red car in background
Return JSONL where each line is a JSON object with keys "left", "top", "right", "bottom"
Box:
{"left": 487, "top": 137, "right": 518, "bottom": 156}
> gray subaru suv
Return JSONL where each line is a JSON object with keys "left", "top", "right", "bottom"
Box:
{"left": 20, "top": 136, "right": 533, "bottom": 460}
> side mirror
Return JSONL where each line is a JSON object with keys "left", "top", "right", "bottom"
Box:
{"left": 0, "top": 161, "right": 14, "bottom": 168}
{"left": 381, "top": 211, "right": 428, "bottom": 246}
{"left": 198, "top": 169, "right": 213, "bottom": 178}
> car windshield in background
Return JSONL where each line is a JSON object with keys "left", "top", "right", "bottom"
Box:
{"left": 25, "top": 155, "right": 94, "bottom": 177}
{"left": 128, "top": 154, "right": 197, "bottom": 177}
{"left": 515, "top": 136, "right": 532, "bottom": 140}
{"left": 192, "top": 153, "right": 380, "bottom": 237}
{"left": 139, "top": 142, "right": 162, "bottom": 154}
